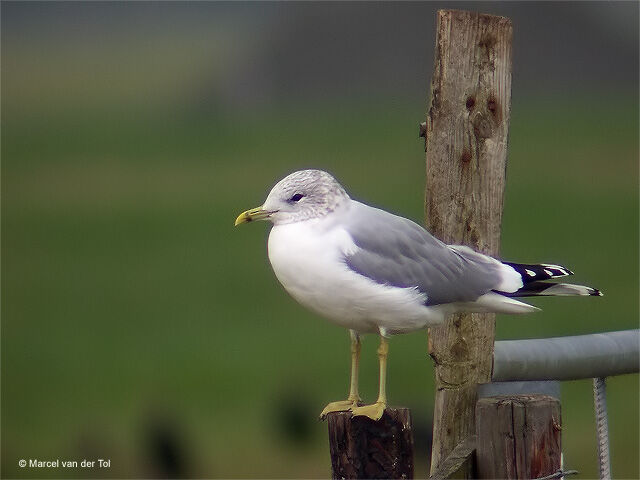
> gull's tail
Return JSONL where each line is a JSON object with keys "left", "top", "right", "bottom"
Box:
{"left": 497, "top": 262, "right": 602, "bottom": 298}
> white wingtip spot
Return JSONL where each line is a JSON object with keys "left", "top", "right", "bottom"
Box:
{"left": 525, "top": 269, "right": 536, "bottom": 277}
{"left": 541, "top": 263, "right": 572, "bottom": 276}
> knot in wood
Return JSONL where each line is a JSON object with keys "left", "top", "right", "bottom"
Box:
{"left": 450, "top": 337, "right": 470, "bottom": 361}
{"left": 465, "top": 96, "right": 476, "bottom": 111}
{"left": 486, "top": 95, "right": 502, "bottom": 124}
{"left": 467, "top": 92, "right": 502, "bottom": 141}
{"left": 436, "top": 361, "right": 476, "bottom": 388}
{"left": 472, "top": 112, "right": 494, "bottom": 139}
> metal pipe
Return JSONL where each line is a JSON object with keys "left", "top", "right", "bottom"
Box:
{"left": 492, "top": 330, "right": 639, "bottom": 382}
{"left": 477, "top": 380, "right": 560, "bottom": 399}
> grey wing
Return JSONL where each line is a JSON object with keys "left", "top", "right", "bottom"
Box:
{"left": 342, "top": 202, "right": 505, "bottom": 306}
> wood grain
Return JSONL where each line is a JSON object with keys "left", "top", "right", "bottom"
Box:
{"left": 475, "top": 395, "right": 562, "bottom": 479}
{"left": 424, "top": 9, "right": 513, "bottom": 477}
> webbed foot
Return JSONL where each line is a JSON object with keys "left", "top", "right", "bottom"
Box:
{"left": 351, "top": 401, "right": 386, "bottom": 421}
{"left": 320, "top": 399, "right": 361, "bottom": 419}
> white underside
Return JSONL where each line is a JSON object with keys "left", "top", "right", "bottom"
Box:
{"left": 267, "top": 212, "right": 536, "bottom": 336}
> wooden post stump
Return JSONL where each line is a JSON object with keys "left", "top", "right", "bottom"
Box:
{"left": 327, "top": 408, "right": 414, "bottom": 479}
{"left": 475, "top": 395, "right": 562, "bottom": 479}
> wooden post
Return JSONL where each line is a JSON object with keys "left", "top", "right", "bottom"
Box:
{"left": 475, "top": 395, "right": 562, "bottom": 479}
{"left": 424, "top": 10, "right": 513, "bottom": 477}
{"left": 326, "top": 409, "right": 414, "bottom": 479}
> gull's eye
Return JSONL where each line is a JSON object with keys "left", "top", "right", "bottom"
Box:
{"left": 289, "top": 193, "right": 304, "bottom": 203}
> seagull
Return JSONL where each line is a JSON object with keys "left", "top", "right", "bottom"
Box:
{"left": 235, "top": 169, "right": 601, "bottom": 420}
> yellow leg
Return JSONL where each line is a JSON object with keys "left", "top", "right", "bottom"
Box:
{"left": 320, "top": 331, "right": 362, "bottom": 418}
{"left": 347, "top": 330, "right": 362, "bottom": 402}
{"left": 351, "top": 335, "right": 388, "bottom": 421}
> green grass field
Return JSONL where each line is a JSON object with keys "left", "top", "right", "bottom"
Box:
{"left": 2, "top": 94, "right": 638, "bottom": 478}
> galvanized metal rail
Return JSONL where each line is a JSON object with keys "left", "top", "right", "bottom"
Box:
{"left": 484, "top": 329, "right": 639, "bottom": 480}
{"left": 492, "top": 330, "right": 639, "bottom": 382}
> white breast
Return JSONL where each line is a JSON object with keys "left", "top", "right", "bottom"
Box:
{"left": 267, "top": 216, "right": 445, "bottom": 334}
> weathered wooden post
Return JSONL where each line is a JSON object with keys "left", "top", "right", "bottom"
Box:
{"left": 476, "top": 388, "right": 562, "bottom": 479}
{"left": 423, "top": 9, "right": 513, "bottom": 477}
{"left": 326, "top": 409, "right": 414, "bottom": 479}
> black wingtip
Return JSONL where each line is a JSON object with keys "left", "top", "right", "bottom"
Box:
{"left": 504, "top": 262, "right": 575, "bottom": 284}
{"left": 498, "top": 282, "right": 603, "bottom": 298}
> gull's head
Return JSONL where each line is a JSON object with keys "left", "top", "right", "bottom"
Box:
{"left": 235, "top": 169, "right": 350, "bottom": 226}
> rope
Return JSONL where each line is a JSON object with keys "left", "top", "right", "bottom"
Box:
{"left": 593, "top": 377, "right": 612, "bottom": 479}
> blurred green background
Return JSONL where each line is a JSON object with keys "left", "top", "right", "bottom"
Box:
{"left": 2, "top": 2, "right": 638, "bottom": 479}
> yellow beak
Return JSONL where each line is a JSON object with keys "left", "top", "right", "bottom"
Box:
{"left": 234, "top": 206, "right": 271, "bottom": 226}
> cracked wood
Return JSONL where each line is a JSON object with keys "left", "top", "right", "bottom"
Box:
{"left": 424, "top": 9, "right": 512, "bottom": 477}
